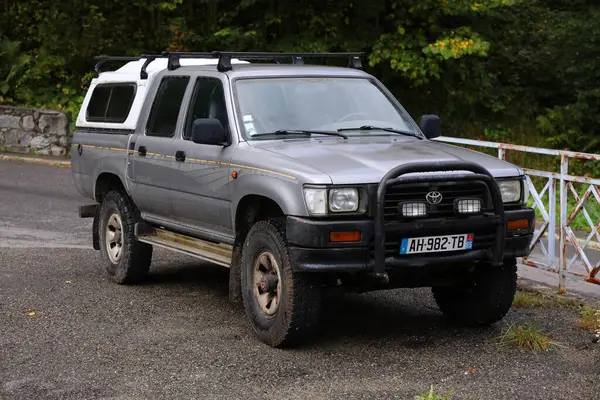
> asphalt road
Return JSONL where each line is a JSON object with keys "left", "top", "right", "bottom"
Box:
{"left": 1, "top": 161, "right": 599, "bottom": 400}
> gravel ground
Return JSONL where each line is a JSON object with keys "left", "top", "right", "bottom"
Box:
{"left": 1, "top": 161, "right": 599, "bottom": 400}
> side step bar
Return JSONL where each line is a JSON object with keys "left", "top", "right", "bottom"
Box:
{"left": 135, "top": 223, "right": 232, "bottom": 268}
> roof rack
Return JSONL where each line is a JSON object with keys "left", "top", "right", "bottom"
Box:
{"left": 210, "top": 51, "right": 364, "bottom": 72}
{"left": 93, "top": 51, "right": 364, "bottom": 80}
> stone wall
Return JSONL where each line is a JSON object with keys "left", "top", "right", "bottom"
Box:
{"left": 0, "top": 106, "right": 71, "bottom": 156}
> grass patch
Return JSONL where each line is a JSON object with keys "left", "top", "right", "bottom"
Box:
{"left": 578, "top": 306, "right": 600, "bottom": 331}
{"left": 415, "top": 386, "right": 452, "bottom": 400}
{"left": 513, "top": 291, "right": 546, "bottom": 308}
{"left": 512, "top": 289, "right": 583, "bottom": 309}
{"left": 570, "top": 200, "right": 600, "bottom": 233}
{"left": 498, "top": 323, "right": 560, "bottom": 352}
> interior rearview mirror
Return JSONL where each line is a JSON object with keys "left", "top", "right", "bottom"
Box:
{"left": 191, "top": 118, "right": 230, "bottom": 146}
{"left": 419, "top": 115, "right": 441, "bottom": 139}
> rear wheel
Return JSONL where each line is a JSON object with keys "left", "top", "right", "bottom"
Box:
{"left": 241, "top": 219, "right": 321, "bottom": 347}
{"left": 432, "top": 258, "right": 517, "bottom": 326}
{"left": 98, "top": 190, "right": 152, "bottom": 284}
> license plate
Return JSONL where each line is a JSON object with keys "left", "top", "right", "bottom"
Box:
{"left": 399, "top": 233, "right": 474, "bottom": 255}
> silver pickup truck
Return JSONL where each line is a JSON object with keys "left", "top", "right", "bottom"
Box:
{"left": 71, "top": 51, "right": 535, "bottom": 347}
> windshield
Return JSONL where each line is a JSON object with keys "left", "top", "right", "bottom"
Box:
{"left": 234, "top": 77, "right": 422, "bottom": 139}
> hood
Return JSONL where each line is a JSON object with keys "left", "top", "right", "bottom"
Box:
{"left": 249, "top": 136, "right": 521, "bottom": 184}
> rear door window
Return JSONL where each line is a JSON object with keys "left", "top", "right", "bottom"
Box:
{"left": 146, "top": 76, "right": 190, "bottom": 137}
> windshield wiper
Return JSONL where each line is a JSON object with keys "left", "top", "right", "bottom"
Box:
{"left": 337, "top": 125, "right": 422, "bottom": 139}
{"left": 252, "top": 129, "right": 348, "bottom": 139}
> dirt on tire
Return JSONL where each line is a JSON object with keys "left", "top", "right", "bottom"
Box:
{"left": 98, "top": 190, "right": 152, "bottom": 284}
{"left": 240, "top": 219, "right": 321, "bottom": 347}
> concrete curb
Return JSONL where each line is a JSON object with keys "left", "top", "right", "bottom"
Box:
{"left": 517, "top": 264, "right": 600, "bottom": 301}
{"left": 1, "top": 153, "right": 71, "bottom": 168}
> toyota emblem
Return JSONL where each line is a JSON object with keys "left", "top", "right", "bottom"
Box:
{"left": 425, "top": 191, "right": 443, "bottom": 205}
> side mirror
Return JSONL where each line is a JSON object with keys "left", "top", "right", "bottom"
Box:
{"left": 191, "top": 118, "right": 230, "bottom": 146}
{"left": 419, "top": 115, "right": 441, "bottom": 139}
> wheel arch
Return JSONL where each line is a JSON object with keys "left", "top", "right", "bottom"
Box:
{"left": 234, "top": 194, "right": 285, "bottom": 236}
{"left": 228, "top": 191, "right": 290, "bottom": 305}
{"left": 94, "top": 172, "right": 126, "bottom": 203}
{"left": 230, "top": 175, "right": 306, "bottom": 230}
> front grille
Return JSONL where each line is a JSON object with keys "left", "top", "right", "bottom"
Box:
{"left": 383, "top": 181, "right": 491, "bottom": 222}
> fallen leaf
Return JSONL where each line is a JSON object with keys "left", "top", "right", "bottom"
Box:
{"left": 26, "top": 311, "right": 36, "bottom": 317}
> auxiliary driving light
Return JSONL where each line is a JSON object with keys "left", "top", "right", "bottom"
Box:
{"left": 401, "top": 202, "right": 427, "bottom": 217}
{"left": 456, "top": 198, "right": 482, "bottom": 214}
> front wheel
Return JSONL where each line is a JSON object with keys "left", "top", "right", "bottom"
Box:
{"left": 98, "top": 190, "right": 153, "bottom": 284}
{"left": 241, "top": 219, "right": 321, "bottom": 347}
{"left": 432, "top": 258, "right": 517, "bottom": 326}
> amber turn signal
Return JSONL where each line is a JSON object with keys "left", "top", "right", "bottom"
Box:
{"left": 507, "top": 219, "right": 529, "bottom": 231}
{"left": 329, "top": 231, "right": 361, "bottom": 242}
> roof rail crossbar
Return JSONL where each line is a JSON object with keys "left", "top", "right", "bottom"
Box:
{"left": 93, "top": 56, "right": 141, "bottom": 78}
{"left": 158, "top": 51, "right": 222, "bottom": 71}
{"left": 211, "top": 52, "right": 364, "bottom": 71}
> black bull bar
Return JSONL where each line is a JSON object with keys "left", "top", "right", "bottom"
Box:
{"left": 372, "top": 160, "right": 507, "bottom": 282}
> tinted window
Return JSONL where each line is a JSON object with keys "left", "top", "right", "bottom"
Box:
{"left": 86, "top": 86, "right": 111, "bottom": 120}
{"left": 86, "top": 84, "right": 135, "bottom": 123}
{"left": 147, "top": 76, "right": 190, "bottom": 137}
{"left": 106, "top": 85, "right": 135, "bottom": 121}
{"left": 184, "top": 77, "right": 229, "bottom": 140}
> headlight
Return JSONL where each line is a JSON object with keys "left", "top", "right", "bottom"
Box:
{"left": 498, "top": 180, "right": 521, "bottom": 203}
{"left": 303, "top": 188, "right": 327, "bottom": 215}
{"left": 329, "top": 188, "right": 359, "bottom": 212}
{"left": 303, "top": 187, "right": 360, "bottom": 215}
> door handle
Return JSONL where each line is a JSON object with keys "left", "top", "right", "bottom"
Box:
{"left": 138, "top": 146, "right": 147, "bottom": 157}
{"left": 175, "top": 150, "right": 186, "bottom": 162}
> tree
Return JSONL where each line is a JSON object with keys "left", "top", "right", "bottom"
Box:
{"left": 0, "top": 0, "right": 598, "bottom": 154}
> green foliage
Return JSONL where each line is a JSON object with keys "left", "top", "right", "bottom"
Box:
{"left": 569, "top": 196, "right": 600, "bottom": 233}
{"left": 415, "top": 385, "right": 451, "bottom": 400}
{"left": 498, "top": 323, "right": 560, "bottom": 352}
{"left": 0, "top": 38, "right": 30, "bottom": 101}
{"left": 512, "top": 289, "right": 583, "bottom": 309}
{"left": 0, "top": 0, "right": 598, "bottom": 157}
{"left": 578, "top": 306, "right": 600, "bottom": 334}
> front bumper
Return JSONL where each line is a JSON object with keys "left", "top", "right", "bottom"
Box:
{"left": 286, "top": 208, "right": 535, "bottom": 273}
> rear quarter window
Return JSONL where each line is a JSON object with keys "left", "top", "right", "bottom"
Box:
{"left": 86, "top": 83, "right": 136, "bottom": 123}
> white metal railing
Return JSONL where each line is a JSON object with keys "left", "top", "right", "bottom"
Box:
{"left": 435, "top": 136, "right": 600, "bottom": 293}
